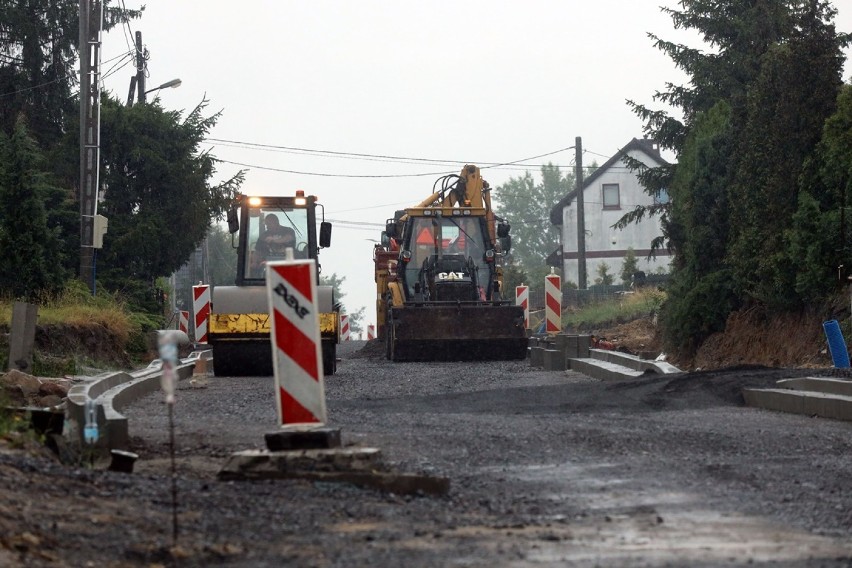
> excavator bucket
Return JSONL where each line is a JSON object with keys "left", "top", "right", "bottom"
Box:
{"left": 387, "top": 304, "right": 527, "bottom": 362}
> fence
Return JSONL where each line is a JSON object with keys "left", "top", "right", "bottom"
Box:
{"left": 526, "top": 274, "right": 669, "bottom": 310}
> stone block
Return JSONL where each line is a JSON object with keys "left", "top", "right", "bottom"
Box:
{"left": 530, "top": 346, "right": 545, "bottom": 368}
{"left": 8, "top": 302, "right": 37, "bottom": 373}
{"left": 578, "top": 335, "right": 591, "bottom": 358}
{"left": 543, "top": 349, "right": 567, "bottom": 371}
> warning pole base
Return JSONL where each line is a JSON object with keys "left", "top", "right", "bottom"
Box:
{"left": 264, "top": 426, "right": 342, "bottom": 451}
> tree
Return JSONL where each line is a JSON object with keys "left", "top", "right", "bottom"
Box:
{"left": 494, "top": 164, "right": 573, "bottom": 272}
{"left": 0, "top": 1, "right": 140, "bottom": 146}
{"left": 0, "top": 2, "right": 142, "bottom": 280}
{"left": 494, "top": 163, "right": 575, "bottom": 298}
{"left": 726, "top": 2, "right": 847, "bottom": 309}
{"left": 659, "top": 101, "right": 738, "bottom": 353}
{"left": 620, "top": 248, "right": 639, "bottom": 285}
{"left": 789, "top": 82, "right": 852, "bottom": 302}
{"left": 500, "top": 263, "right": 529, "bottom": 302}
{"left": 95, "top": 95, "right": 243, "bottom": 306}
{"left": 630, "top": 0, "right": 850, "bottom": 353}
{"left": 0, "top": 118, "right": 66, "bottom": 299}
{"left": 594, "top": 263, "right": 614, "bottom": 286}
{"left": 206, "top": 224, "right": 238, "bottom": 288}
{"left": 319, "top": 272, "right": 365, "bottom": 333}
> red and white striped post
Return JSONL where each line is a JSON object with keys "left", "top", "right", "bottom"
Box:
{"left": 266, "top": 259, "right": 327, "bottom": 426}
{"left": 367, "top": 324, "right": 375, "bottom": 341}
{"left": 545, "top": 274, "right": 561, "bottom": 334}
{"left": 192, "top": 285, "right": 211, "bottom": 345}
{"left": 340, "top": 313, "right": 350, "bottom": 341}
{"left": 515, "top": 284, "right": 529, "bottom": 330}
{"left": 178, "top": 310, "right": 189, "bottom": 336}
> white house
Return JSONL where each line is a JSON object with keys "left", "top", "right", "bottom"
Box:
{"left": 548, "top": 138, "right": 672, "bottom": 286}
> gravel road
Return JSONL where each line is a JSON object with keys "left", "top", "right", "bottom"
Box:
{"left": 2, "top": 340, "right": 852, "bottom": 567}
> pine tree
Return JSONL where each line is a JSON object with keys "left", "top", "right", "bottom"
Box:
{"left": 0, "top": 118, "right": 66, "bottom": 299}
{"left": 620, "top": 248, "right": 639, "bottom": 285}
{"left": 594, "top": 263, "right": 614, "bottom": 286}
{"left": 630, "top": 0, "right": 849, "bottom": 352}
{"left": 96, "top": 95, "right": 243, "bottom": 307}
{"left": 726, "top": 1, "right": 846, "bottom": 308}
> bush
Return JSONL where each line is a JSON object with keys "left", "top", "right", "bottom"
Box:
{"left": 661, "top": 270, "right": 738, "bottom": 354}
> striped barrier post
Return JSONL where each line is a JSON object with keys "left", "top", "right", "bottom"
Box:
{"left": 515, "top": 285, "right": 529, "bottom": 330}
{"left": 192, "top": 285, "right": 211, "bottom": 345}
{"left": 367, "top": 324, "right": 375, "bottom": 341}
{"left": 545, "top": 274, "right": 561, "bottom": 334}
{"left": 266, "top": 259, "right": 327, "bottom": 425}
{"left": 178, "top": 310, "right": 190, "bottom": 336}
{"left": 340, "top": 313, "right": 350, "bottom": 341}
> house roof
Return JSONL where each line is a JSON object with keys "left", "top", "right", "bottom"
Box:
{"left": 548, "top": 138, "right": 668, "bottom": 225}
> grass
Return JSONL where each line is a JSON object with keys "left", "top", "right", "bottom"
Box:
{"left": 562, "top": 287, "right": 666, "bottom": 330}
{"left": 0, "top": 281, "right": 161, "bottom": 374}
{"left": 0, "top": 282, "right": 133, "bottom": 341}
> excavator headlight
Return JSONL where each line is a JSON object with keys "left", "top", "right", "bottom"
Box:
{"left": 401, "top": 250, "right": 412, "bottom": 263}
{"left": 484, "top": 249, "right": 495, "bottom": 263}
{"left": 451, "top": 210, "right": 461, "bottom": 216}
{"left": 423, "top": 210, "right": 432, "bottom": 216}
{"left": 248, "top": 196, "right": 263, "bottom": 207}
{"left": 462, "top": 210, "right": 471, "bottom": 216}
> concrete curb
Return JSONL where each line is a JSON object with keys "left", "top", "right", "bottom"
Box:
{"left": 585, "top": 349, "right": 681, "bottom": 375}
{"left": 743, "top": 376, "right": 852, "bottom": 422}
{"left": 527, "top": 333, "right": 681, "bottom": 381}
{"left": 66, "top": 358, "right": 201, "bottom": 450}
{"left": 569, "top": 357, "right": 646, "bottom": 381}
{"left": 776, "top": 377, "right": 852, "bottom": 397}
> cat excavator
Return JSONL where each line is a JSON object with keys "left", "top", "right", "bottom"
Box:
{"left": 374, "top": 165, "right": 527, "bottom": 362}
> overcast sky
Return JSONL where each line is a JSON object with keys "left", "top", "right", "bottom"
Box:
{"left": 99, "top": 1, "right": 852, "bottom": 332}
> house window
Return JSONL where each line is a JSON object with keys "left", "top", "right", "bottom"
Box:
{"left": 602, "top": 183, "right": 620, "bottom": 209}
{"left": 654, "top": 187, "right": 670, "bottom": 205}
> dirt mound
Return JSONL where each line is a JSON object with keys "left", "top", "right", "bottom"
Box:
{"left": 349, "top": 339, "right": 386, "bottom": 359}
{"left": 36, "top": 323, "right": 131, "bottom": 368}
{"left": 685, "top": 309, "right": 831, "bottom": 370}
{"left": 583, "top": 317, "right": 664, "bottom": 357}
{"left": 587, "top": 308, "right": 834, "bottom": 371}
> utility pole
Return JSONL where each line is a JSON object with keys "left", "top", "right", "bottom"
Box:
{"left": 126, "top": 31, "right": 146, "bottom": 106}
{"left": 135, "top": 31, "right": 146, "bottom": 104}
{"left": 79, "top": 0, "right": 103, "bottom": 295}
{"left": 575, "top": 137, "right": 587, "bottom": 289}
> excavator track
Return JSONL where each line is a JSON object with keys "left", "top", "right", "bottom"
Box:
{"left": 386, "top": 303, "right": 527, "bottom": 362}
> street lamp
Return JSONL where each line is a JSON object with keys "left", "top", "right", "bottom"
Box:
{"left": 145, "top": 78, "right": 182, "bottom": 95}
{"left": 127, "top": 77, "right": 181, "bottom": 106}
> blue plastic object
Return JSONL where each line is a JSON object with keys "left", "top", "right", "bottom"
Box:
{"left": 823, "top": 320, "right": 850, "bottom": 368}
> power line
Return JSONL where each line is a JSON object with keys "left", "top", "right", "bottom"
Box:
{"left": 100, "top": 52, "right": 135, "bottom": 82}
{"left": 210, "top": 138, "right": 572, "bottom": 168}
{"left": 330, "top": 201, "right": 412, "bottom": 214}
{"left": 207, "top": 137, "right": 645, "bottom": 178}
{"left": 325, "top": 219, "right": 385, "bottom": 227}
{"left": 214, "top": 145, "right": 581, "bottom": 179}
{"left": 208, "top": 137, "right": 634, "bottom": 171}
{"left": 217, "top": 159, "right": 459, "bottom": 178}
{"left": 0, "top": 51, "right": 134, "bottom": 99}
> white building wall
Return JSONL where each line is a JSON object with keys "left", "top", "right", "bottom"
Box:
{"left": 560, "top": 147, "right": 671, "bottom": 286}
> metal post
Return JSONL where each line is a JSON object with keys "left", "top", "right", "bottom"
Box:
{"left": 79, "top": 0, "right": 103, "bottom": 295}
{"left": 575, "top": 137, "right": 587, "bottom": 289}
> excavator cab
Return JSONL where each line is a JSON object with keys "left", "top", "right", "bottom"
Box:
{"left": 401, "top": 215, "right": 494, "bottom": 301}
{"left": 208, "top": 192, "right": 339, "bottom": 377}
